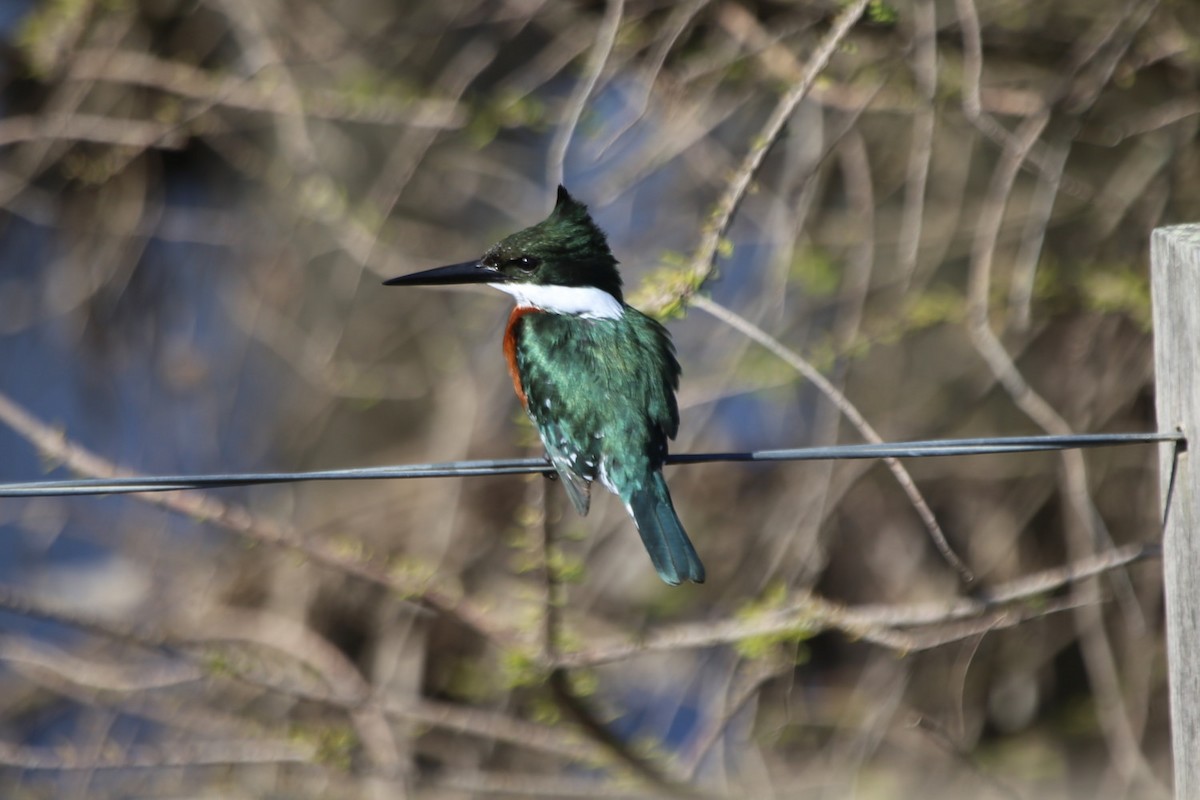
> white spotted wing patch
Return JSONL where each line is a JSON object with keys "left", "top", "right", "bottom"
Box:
{"left": 524, "top": 384, "right": 603, "bottom": 517}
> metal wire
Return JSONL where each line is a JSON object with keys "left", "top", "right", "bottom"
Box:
{"left": 0, "top": 432, "right": 1181, "bottom": 498}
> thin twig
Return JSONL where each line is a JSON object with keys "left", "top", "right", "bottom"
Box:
{"left": 0, "top": 740, "right": 318, "bottom": 771}
{"left": 429, "top": 770, "right": 672, "bottom": 798}
{"left": 552, "top": 543, "right": 1157, "bottom": 669}
{"left": 539, "top": 479, "right": 700, "bottom": 793}
{"left": 0, "top": 114, "right": 187, "bottom": 149}
{"left": 911, "top": 715, "right": 1025, "bottom": 800}
{"left": 961, "top": 61, "right": 1162, "bottom": 791}
{"left": 0, "top": 390, "right": 526, "bottom": 650}
{"left": 548, "top": 670, "right": 705, "bottom": 798}
{"left": 186, "top": 607, "right": 402, "bottom": 772}
{"left": 682, "top": 656, "right": 785, "bottom": 779}
{"left": 0, "top": 583, "right": 609, "bottom": 766}
{"left": 1007, "top": 127, "right": 1072, "bottom": 331}
{"left": 68, "top": 49, "right": 464, "bottom": 128}
{"left": 546, "top": 0, "right": 624, "bottom": 188}
{"left": 896, "top": 0, "right": 937, "bottom": 294}
{"left": 593, "top": 0, "right": 709, "bottom": 157}
{"left": 0, "top": 635, "right": 202, "bottom": 693}
{"left": 541, "top": 478, "right": 564, "bottom": 662}
{"left": 692, "top": 295, "right": 974, "bottom": 583}
{"left": 952, "top": 0, "right": 1092, "bottom": 200}
{"left": 644, "top": 0, "right": 871, "bottom": 315}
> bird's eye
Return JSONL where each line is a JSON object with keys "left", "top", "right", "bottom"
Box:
{"left": 510, "top": 256, "right": 540, "bottom": 273}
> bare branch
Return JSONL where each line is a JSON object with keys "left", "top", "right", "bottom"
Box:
{"left": 0, "top": 740, "right": 320, "bottom": 771}
{"left": 643, "top": 0, "right": 872, "bottom": 315}
{"left": 692, "top": 295, "right": 972, "bottom": 582}
{"left": 69, "top": 49, "right": 465, "bottom": 128}
{"left": 0, "top": 114, "right": 186, "bottom": 150}
{"left": 0, "top": 389, "right": 527, "bottom": 651}
{"left": 553, "top": 543, "right": 1157, "bottom": 669}
{"left": 546, "top": 0, "right": 625, "bottom": 188}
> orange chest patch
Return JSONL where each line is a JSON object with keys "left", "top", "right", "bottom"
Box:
{"left": 503, "top": 307, "right": 541, "bottom": 409}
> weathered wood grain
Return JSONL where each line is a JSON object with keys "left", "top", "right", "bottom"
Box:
{"left": 1152, "top": 224, "right": 1200, "bottom": 799}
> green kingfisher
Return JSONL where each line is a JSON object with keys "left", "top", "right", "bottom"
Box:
{"left": 384, "top": 186, "right": 704, "bottom": 585}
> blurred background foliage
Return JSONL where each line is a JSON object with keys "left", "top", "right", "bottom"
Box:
{"left": 0, "top": 0, "right": 1195, "bottom": 797}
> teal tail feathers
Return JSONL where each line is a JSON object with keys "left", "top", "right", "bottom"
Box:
{"left": 628, "top": 472, "right": 705, "bottom": 585}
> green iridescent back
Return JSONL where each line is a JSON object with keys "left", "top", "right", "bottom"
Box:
{"left": 511, "top": 307, "right": 680, "bottom": 513}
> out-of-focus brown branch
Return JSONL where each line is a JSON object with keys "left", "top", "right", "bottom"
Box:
{"left": 896, "top": 0, "right": 936, "bottom": 293}
{"left": 958, "top": 17, "right": 1164, "bottom": 778}
{"left": 401, "top": 696, "right": 601, "bottom": 764}
{"left": 224, "top": 284, "right": 431, "bottom": 401}
{"left": 539, "top": 482, "right": 699, "bottom": 793}
{"left": 0, "top": 740, "right": 320, "bottom": 771}
{"left": 0, "top": 581, "right": 610, "bottom": 767}
{"left": 692, "top": 295, "right": 972, "bottom": 583}
{"left": 0, "top": 634, "right": 200, "bottom": 694}
{"left": 548, "top": 670, "right": 706, "bottom": 798}
{"left": 185, "top": 607, "right": 401, "bottom": 773}
{"left": 952, "top": 0, "right": 1093, "bottom": 200}
{"left": 430, "top": 770, "right": 675, "bottom": 798}
{"left": 1007, "top": 129, "right": 1072, "bottom": 331}
{"left": 1088, "top": 95, "right": 1200, "bottom": 145}
{"left": 0, "top": 398, "right": 702, "bottom": 791}
{"left": 553, "top": 543, "right": 1158, "bottom": 669}
{"left": 593, "top": 0, "right": 708, "bottom": 157}
{"left": 0, "top": 390, "right": 527, "bottom": 652}
{"left": 68, "top": 49, "right": 466, "bottom": 128}
{"left": 682, "top": 655, "right": 786, "bottom": 780}
{"left": 641, "top": 0, "right": 871, "bottom": 315}
{"left": 546, "top": 0, "right": 624, "bottom": 188}
{"left": 0, "top": 114, "right": 187, "bottom": 149}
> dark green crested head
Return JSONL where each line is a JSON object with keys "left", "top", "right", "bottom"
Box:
{"left": 481, "top": 186, "right": 623, "bottom": 302}
{"left": 384, "top": 186, "right": 626, "bottom": 318}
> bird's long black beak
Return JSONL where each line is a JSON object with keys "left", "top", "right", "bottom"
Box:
{"left": 383, "top": 261, "right": 508, "bottom": 287}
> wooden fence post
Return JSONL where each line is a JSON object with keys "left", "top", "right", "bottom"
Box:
{"left": 1152, "top": 224, "right": 1200, "bottom": 798}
